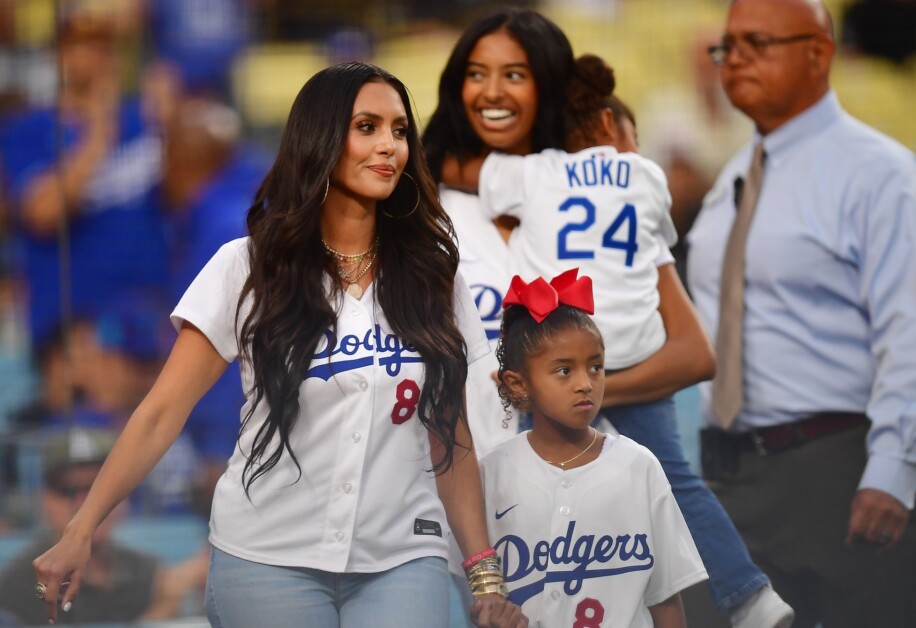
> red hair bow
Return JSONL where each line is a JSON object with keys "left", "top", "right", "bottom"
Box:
{"left": 502, "top": 268, "right": 595, "bottom": 323}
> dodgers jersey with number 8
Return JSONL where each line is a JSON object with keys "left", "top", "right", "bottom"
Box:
{"left": 479, "top": 147, "right": 677, "bottom": 369}
{"left": 481, "top": 433, "right": 707, "bottom": 628}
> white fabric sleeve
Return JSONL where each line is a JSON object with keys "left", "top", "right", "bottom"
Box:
{"left": 643, "top": 460, "right": 708, "bottom": 606}
{"left": 454, "top": 269, "right": 491, "bottom": 366}
{"left": 478, "top": 152, "right": 530, "bottom": 220}
{"left": 170, "top": 238, "right": 250, "bottom": 363}
{"left": 643, "top": 158, "right": 678, "bottom": 248}
{"left": 654, "top": 233, "right": 675, "bottom": 267}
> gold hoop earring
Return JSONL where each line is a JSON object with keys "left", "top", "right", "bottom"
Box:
{"left": 320, "top": 178, "right": 329, "bottom": 205}
{"left": 383, "top": 171, "right": 420, "bottom": 219}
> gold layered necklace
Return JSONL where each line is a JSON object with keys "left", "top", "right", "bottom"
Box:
{"left": 540, "top": 428, "right": 599, "bottom": 469}
{"left": 322, "top": 238, "right": 379, "bottom": 299}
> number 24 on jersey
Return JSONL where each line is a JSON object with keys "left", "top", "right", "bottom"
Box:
{"left": 558, "top": 198, "right": 638, "bottom": 267}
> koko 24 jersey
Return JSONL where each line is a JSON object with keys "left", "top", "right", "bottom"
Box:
{"left": 170, "top": 237, "right": 489, "bottom": 572}
{"left": 480, "top": 433, "right": 707, "bottom": 628}
{"left": 479, "top": 147, "right": 678, "bottom": 369}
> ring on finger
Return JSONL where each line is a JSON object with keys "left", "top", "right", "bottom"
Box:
{"left": 34, "top": 582, "right": 47, "bottom": 600}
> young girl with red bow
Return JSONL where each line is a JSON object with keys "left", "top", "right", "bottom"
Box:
{"left": 478, "top": 268, "right": 707, "bottom": 628}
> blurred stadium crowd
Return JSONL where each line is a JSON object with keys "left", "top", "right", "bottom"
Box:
{"left": 0, "top": 0, "right": 912, "bottom": 623}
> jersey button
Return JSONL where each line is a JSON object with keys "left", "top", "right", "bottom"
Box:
{"left": 551, "top": 591, "right": 560, "bottom": 601}
{"left": 359, "top": 381, "right": 368, "bottom": 391}
{"left": 335, "top": 531, "right": 344, "bottom": 542}
{"left": 352, "top": 432, "right": 361, "bottom": 443}
{"left": 351, "top": 309, "right": 360, "bottom": 316}
{"left": 343, "top": 483, "right": 352, "bottom": 493}
{"left": 561, "top": 479, "right": 572, "bottom": 489}
{"left": 559, "top": 506, "right": 570, "bottom": 516}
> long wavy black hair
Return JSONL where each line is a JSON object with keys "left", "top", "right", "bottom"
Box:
{"left": 422, "top": 8, "right": 575, "bottom": 180}
{"left": 237, "top": 62, "right": 467, "bottom": 494}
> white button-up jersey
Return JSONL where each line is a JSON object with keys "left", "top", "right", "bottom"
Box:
{"left": 481, "top": 433, "right": 707, "bottom": 628}
{"left": 171, "top": 237, "right": 489, "bottom": 572}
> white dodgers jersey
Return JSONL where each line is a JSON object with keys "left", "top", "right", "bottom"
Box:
{"left": 172, "top": 238, "right": 490, "bottom": 573}
{"left": 480, "top": 433, "right": 707, "bottom": 628}
{"left": 479, "top": 147, "right": 677, "bottom": 369}
{"left": 440, "top": 186, "right": 518, "bottom": 454}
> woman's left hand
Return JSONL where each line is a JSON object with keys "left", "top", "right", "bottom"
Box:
{"left": 470, "top": 594, "right": 529, "bottom": 628}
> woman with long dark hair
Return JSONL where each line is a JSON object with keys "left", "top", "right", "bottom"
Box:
{"left": 32, "top": 62, "right": 524, "bottom": 628}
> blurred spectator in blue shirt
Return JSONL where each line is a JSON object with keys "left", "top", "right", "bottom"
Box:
{"left": 149, "top": 0, "right": 249, "bottom": 97}
{"left": 0, "top": 14, "right": 168, "bottom": 350}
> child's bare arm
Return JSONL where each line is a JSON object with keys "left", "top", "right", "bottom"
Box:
{"left": 648, "top": 592, "right": 687, "bottom": 628}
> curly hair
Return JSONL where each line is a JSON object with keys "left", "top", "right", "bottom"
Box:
{"left": 237, "top": 62, "right": 468, "bottom": 495}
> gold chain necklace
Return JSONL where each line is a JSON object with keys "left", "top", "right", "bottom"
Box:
{"left": 321, "top": 238, "right": 379, "bottom": 299}
{"left": 542, "top": 428, "right": 599, "bottom": 468}
{"left": 339, "top": 250, "right": 377, "bottom": 298}
{"left": 321, "top": 238, "right": 376, "bottom": 263}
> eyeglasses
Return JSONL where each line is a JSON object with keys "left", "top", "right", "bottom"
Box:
{"left": 708, "top": 33, "right": 817, "bottom": 65}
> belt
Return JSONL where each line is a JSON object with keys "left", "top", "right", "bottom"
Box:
{"left": 731, "top": 412, "right": 868, "bottom": 455}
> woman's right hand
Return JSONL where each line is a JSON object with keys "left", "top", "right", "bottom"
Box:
{"left": 32, "top": 529, "right": 92, "bottom": 624}
{"left": 470, "top": 594, "right": 529, "bottom": 628}
{"left": 32, "top": 324, "right": 230, "bottom": 623}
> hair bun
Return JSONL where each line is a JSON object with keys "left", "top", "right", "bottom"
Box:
{"left": 575, "top": 54, "right": 616, "bottom": 96}
{"left": 566, "top": 54, "right": 616, "bottom": 115}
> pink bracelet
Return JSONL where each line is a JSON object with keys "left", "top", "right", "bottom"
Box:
{"left": 462, "top": 547, "right": 497, "bottom": 570}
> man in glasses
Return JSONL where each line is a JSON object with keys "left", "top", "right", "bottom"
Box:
{"left": 686, "top": 0, "right": 916, "bottom": 626}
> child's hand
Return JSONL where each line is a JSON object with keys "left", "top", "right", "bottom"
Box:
{"left": 470, "top": 594, "right": 529, "bottom": 627}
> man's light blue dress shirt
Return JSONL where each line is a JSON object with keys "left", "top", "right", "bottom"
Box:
{"left": 687, "top": 91, "right": 916, "bottom": 508}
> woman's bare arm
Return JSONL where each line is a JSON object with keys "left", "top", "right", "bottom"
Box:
{"left": 602, "top": 264, "right": 715, "bottom": 407}
{"left": 33, "top": 324, "right": 228, "bottom": 622}
{"left": 432, "top": 398, "right": 526, "bottom": 628}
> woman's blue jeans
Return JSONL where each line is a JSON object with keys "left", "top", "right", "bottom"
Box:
{"left": 600, "top": 396, "right": 768, "bottom": 612}
{"left": 205, "top": 546, "right": 450, "bottom": 627}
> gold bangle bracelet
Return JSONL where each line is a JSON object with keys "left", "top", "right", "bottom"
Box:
{"left": 466, "top": 566, "right": 502, "bottom": 580}
{"left": 471, "top": 583, "right": 508, "bottom": 598}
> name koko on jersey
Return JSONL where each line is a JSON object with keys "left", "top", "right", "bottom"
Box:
{"left": 497, "top": 520, "right": 654, "bottom": 605}
{"left": 306, "top": 325, "right": 422, "bottom": 380}
{"left": 565, "top": 154, "right": 631, "bottom": 189}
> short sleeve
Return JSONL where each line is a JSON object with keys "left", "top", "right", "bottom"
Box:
{"left": 640, "top": 157, "right": 677, "bottom": 248}
{"left": 654, "top": 233, "right": 675, "bottom": 267}
{"left": 478, "top": 152, "right": 529, "bottom": 219}
{"left": 637, "top": 157, "right": 677, "bottom": 266}
{"left": 454, "top": 269, "right": 491, "bottom": 366}
{"left": 171, "top": 238, "right": 250, "bottom": 363}
{"left": 643, "top": 460, "right": 708, "bottom": 606}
